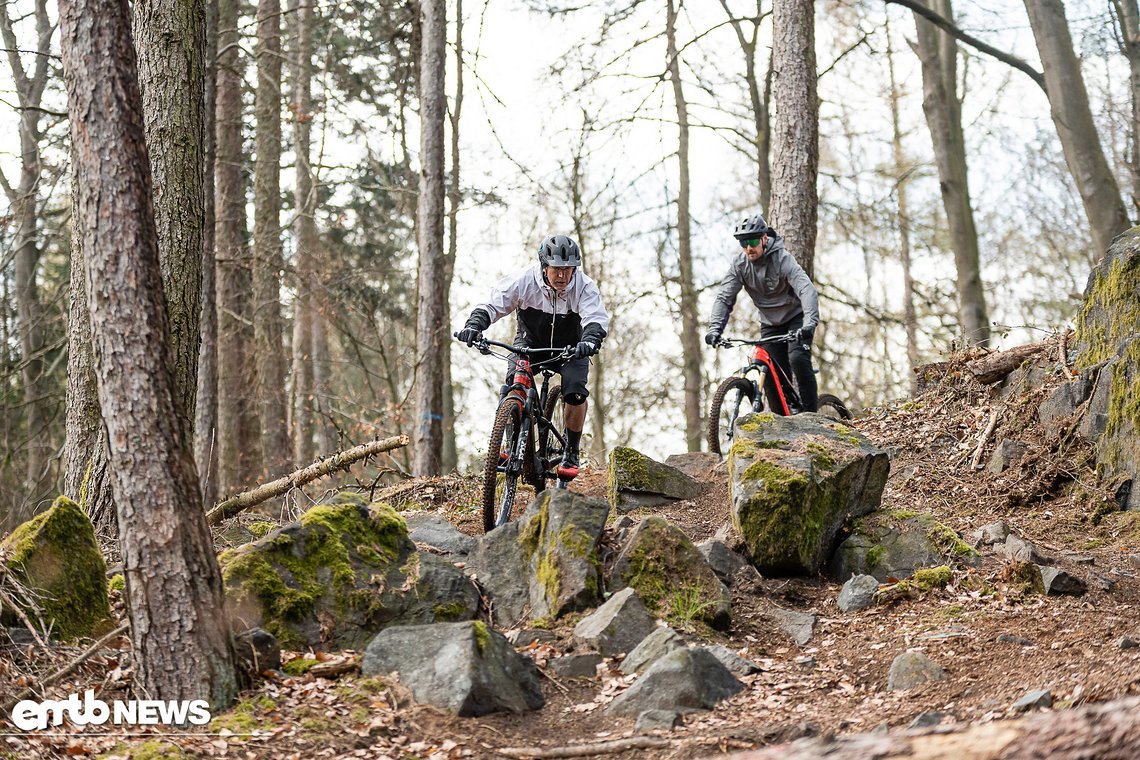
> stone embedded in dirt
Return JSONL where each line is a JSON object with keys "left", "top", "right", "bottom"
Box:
{"left": 887, "top": 651, "right": 946, "bottom": 691}
{"left": 997, "top": 633, "right": 1035, "bottom": 646}
{"left": 703, "top": 645, "right": 762, "bottom": 676}
{"left": 361, "top": 621, "right": 544, "bottom": 716}
{"left": 998, "top": 534, "right": 1052, "bottom": 564}
{"left": 635, "top": 709, "right": 684, "bottom": 732}
{"left": 0, "top": 495, "right": 111, "bottom": 641}
{"left": 405, "top": 513, "right": 476, "bottom": 555}
{"left": 609, "top": 517, "right": 732, "bottom": 630}
{"left": 607, "top": 447, "right": 705, "bottom": 512}
{"left": 606, "top": 647, "right": 743, "bottom": 717}
{"left": 572, "top": 587, "right": 657, "bottom": 656}
{"left": 697, "top": 539, "right": 752, "bottom": 585}
{"left": 838, "top": 574, "right": 879, "bottom": 612}
{"left": 768, "top": 608, "right": 816, "bottom": 646}
{"left": 234, "top": 627, "right": 281, "bottom": 673}
{"left": 1012, "top": 689, "right": 1053, "bottom": 712}
{"left": 1091, "top": 572, "right": 1116, "bottom": 591}
{"left": 727, "top": 412, "right": 889, "bottom": 576}
{"left": 997, "top": 363, "right": 1051, "bottom": 401}
{"left": 1038, "top": 566, "right": 1087, "bottom": 596}
{"left": 220, "top": 494, "right": 479, "bottom": 649}
{"left": 466, "top": 519, "right": 529, "bottom": 629}
{"left": 620, "top": 625, "right": 686, "bottom": 675}
{"left": 664, "top": 452, "right": 721, "bottom": 481}
{"left": 969, "top": 521, "right": 1011, "bottom": 548}
{"left": 987, "top": 439, "right": 1029, "bottom": 474}
{"left": 1117, "top": 636, "right": 1138, "bottom": 649}
{"left": 506, "top": 629, "right": 558, "bottom": 647}
{"left": 549, "top": 652, "right": 603, "bottom": 679}
{"left": 908, "top": 710, "right": 948, "bottom": 729}
{"left": 832, "top": 511, "right": 979, "bottom": 583}
{"left": 1037, "top": 376, "right": 1094, "bottom": 426}
{"left": 518, "top": 490, "right": 609, "bottom": 622}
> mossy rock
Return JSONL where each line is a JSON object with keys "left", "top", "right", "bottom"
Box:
{"left": 0, "top": 496, "right": 111, "bottom": 640}
{"left": 607, "top": 447, "right": 704, "bottom": 512}
{"left": 220, "top": 495, "right": 478, "bottom": 650}
{"left": 728, "top": 412, "right": 889, "bottom": 576}
{"left": 832, "top": 510, "right": 979, "bottom": 582}
{"left": 609, "top": 517, "right": 731, "bottom": 630}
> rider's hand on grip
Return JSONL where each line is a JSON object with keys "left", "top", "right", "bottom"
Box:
{"left": 704, "top": 329, "right": 722, "bottom": 347}
{"left": 456, "top": 327, "right": 482, "bottom": 347}
{"left": 573, "top": 340, "right": 597, "bottom": 359}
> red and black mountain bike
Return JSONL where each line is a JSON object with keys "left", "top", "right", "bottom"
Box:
{"left": 707, "top": 333, "right": 852, "bottom": 456}
{"left": 455, "top": 334, "right": 575, "bottom": 532}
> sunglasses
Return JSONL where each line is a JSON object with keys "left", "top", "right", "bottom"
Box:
{"left": 739, "top": 237, "right": 763, "bottom": 248}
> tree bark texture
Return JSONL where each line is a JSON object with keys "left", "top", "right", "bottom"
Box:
{"left": 253, "top": 0, "right": 289, "bottom": 477}
{"left": 58, "top": 0, "right": 238, "bottom": 706}
{"left": 442, "top": 0, "right": 463, "bottom": 473}
{"left": 195, "top": 0, "right": 220, "bottom": 507}
{"left": 132, "top": 0, "right": 206, "bottom": 434}
{"left": 912, "top": 0, "right": 989, "bottom": 347}
{"left": 1121, "top": 0, "right": 1140, "bottom": 217}
{"left": 215, "top": 0, "right": 260, "bottom": 494}
{"left": 768, "top": 0, "right": 819, "bottom": 279}
{"left": 1023, "top": 0, "right": 1131, "bottom": 258}
{"left": 719, "top": 0, "right": 771, "bottom": 211}
{"left": 411, "top": 0, "right": 447, "bottom": 476}
{"left": 666, "top": 0, "right": 703, "bottom": 453}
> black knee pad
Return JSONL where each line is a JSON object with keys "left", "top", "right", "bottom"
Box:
{"left": 563, "top": 392, "right": 587, "bottom": 406}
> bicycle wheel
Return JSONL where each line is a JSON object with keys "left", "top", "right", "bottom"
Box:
{"left": 482, "top": 401, "right": 523, "bottom": 533}
{"left": 526, "top": 385, "right": 561, "bottom": 492}
{"left": 707, "top": 376, "right": 756, "bottom": 456}
{"left": 816, "top": 393, "right": 852, "bottom": 421}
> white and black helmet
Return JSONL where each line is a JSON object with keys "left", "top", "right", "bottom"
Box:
{"left": 537, "top": 235, "right": 582, "bottom": 268}
{"left": 732, "top": 214, "right": 769, "bottom": 240}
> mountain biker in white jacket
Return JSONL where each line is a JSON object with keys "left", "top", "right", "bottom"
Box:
{"left": 705, "top": 213, "right": 821, "bottom": 412}
{"left": 457, "top": 235, "right": 610, "bottom": 475}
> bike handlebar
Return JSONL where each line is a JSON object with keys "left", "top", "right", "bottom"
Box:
{"left": 715, "top": 333, "right": 800, "bottom": 348}
{"left": 452, "top": 332, "right": 575, "bottom": 366}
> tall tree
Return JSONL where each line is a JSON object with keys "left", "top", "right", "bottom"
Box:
{"left": 441, "top": 0, "right": 464, "bottom": 473}
{"left": 58, "top": 0, "right": 238, "bottom": 705}
{"left": 253, "top": 0, "right": 289, "bottom": 476}
{"left": 411, "top": 0, "right": 446, "bottom": 476}
{"left": 769, "top": 0, "right": 819, "bottom": 278}
{"left": 912, "top": 0, "right": 989, "bottom": 345}
{"left": 665, "top": 0, "right": 703, "bottom": 453}
{"left": 718, "top": 0, "right": 772, "bottom": 211}
{"left": 1112, "top": 0, "right": 1140, "bottom": 216}
{"left": 0, "top": 0, "right": 53, "bottom": 508}
{"left": 1024, "top": 0, "right": 1130, "bottom": 257}
{"left": 215, "top": 0, "right": 260, "bottom": 494}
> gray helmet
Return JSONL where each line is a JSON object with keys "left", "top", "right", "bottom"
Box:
{"left": 537, "top": 235, "right": 582, "bottom": 268}
{"left": 732, "top": 214, "right": 769, "bottom": 240}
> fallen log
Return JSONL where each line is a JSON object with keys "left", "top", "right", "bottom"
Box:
{"left": 205, "top": 435, "right": 410, "bottom": 525}
{"left": 497, "top": 737, "right": 671, "bottom": 758}
{"left": 966, "top": 340, "right": 1051, "bottom": 385}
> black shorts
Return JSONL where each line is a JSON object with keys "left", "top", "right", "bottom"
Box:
{"left": 505, "top": 354, "right": 590, "bottom": 404}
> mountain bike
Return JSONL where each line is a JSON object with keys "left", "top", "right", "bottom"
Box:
{"left": 455, "top": 333, "right": 575, "bottom": 532}
{"left": 707, "top": 334, "right": 852, "bottom": 456}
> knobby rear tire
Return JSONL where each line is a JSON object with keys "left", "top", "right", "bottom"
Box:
{"left": 482, "top": 401, "right": 523, "bottom": 533}
{"left": 816, "top": 393, "right": 852, "bottom": 421}
{"left": 707, "top": 376, "right": 756, "bottom": 456}
{"left": 526, "top": 384, "right": 561, "bottom": 493}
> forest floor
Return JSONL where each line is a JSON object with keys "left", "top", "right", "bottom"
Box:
{"left": 5, "top": 351, "right": 1140, "bottom": 759}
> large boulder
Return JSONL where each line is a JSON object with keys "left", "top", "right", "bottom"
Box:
{"left": 466, "top": 519, "right": 529, "bottom": 628}
{"left": 361, "top": 621, "right": 544, "bottom": 716}
{"left": 1073, "top": 227, "right": 1140, "bottom": 509}
{"left": 518, "top": 490, "right": 608, "bottom": 621}
{"left": 220, "top": 494, "right": 478, "bottom": 649}
{"left": 607, "top": 447, "right": 704, "bottom": 512}
{"left": 728, "top": 412, "right": 889, "bottom": 575}
{"left": 606, "top": 647, "right": 743, "bottom": 717}
{"left": 831, "top": 510, "right": 979, "bottom": 582}
{"left": 0, "top": 496, "right": 111, "bottom": 640}
{"left": 572, "top": 587, "right": 657, "bottom": 656}
{"left": 609, "top": 517, "right": 731, "bottom": 630}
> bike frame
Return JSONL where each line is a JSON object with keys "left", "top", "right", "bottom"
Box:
{"left": 731, "top": 340, "right": 803, "bottom": 417}
{"left": 501, "top": 357, "right": 569, "bottom": 487}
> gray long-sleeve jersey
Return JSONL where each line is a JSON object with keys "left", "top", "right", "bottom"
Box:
{"left": 708, "top": 234, "right": 819, "bottom": 332}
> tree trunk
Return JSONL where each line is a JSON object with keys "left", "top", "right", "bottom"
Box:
{"left": 665, "top": 0, "right": 702, "bottom": 453}
{"left": 769, "top": 0, "right": 819, "bottom": 279}
{"left": 132, "top": 0, "right": 206, "bottom": 435}
{"left": 215, "top": 0, "right": 260, "bottom": 494}
{"left": 1024, "top": 0, "right": 1131, "bottom": 258}
{"left": 720, "top": 0, "right": 771, "bottom": 211}
{"left": 253, "top": 0, "right": 289, "bottom": 477}
{"left": 912, "top": 0, "right": 989, "bottom": 346}
{"left": 195, "top": 0, "right": 220, "bottom": 506}
{"left": 412, "top": 0, "right": 446, "bottom": 476}
{"left": 1123, "top": 0, "right": 1140, "bottom": 217}
{"left": 887, "top": 21, "right": 919, "bottom": 393}
{"left": 58, "top": 0, "right": 238, "bottom": 706}
{"left": 442, "top": 0, "right": 463, "bottom": 473}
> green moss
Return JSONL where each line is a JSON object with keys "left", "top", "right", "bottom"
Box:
{"left": 518, "top": 496, "right": 600, "bottom": 617}
{"left": 0, "top": 496, "right": 111, "bottom": 640}
{"left": 734, "top": 459, "right": 830, "bottom": 571}
{"left": 1075, "top": 252, "right": 1140, "bottom": 369}
{"left": 889, "top": 510, "right": 920, "bottom": 521}
{"left": 865, "top": 544, "right": 886, "bottom": 570}
{"left": 433, "top": 601, "right": 467, "bottom": 622}
{"left": 620, "top": 517, "right": 723, "bottom": 626}
{"left": 737, "top": 413, "right": 776, "bottom": 433}
{"left": 1082, "top": 538, "right": 1107, "bottom": 550}
{"left": 98, "top": 740, "right": 186, "bottom": 759}
{"left": 108, "top": 574, "right": 125, "bottom": 593}
{"left": 607, "top": 447, "right": 650, "bottom": 505}
{"left": 472, "top": 620, "right": 491, "bottom": 655}
{"left": 805, "top": 442, "right": 837, "bottom": 470}
{"left": 248, "top": 521, "right": 277, "bottom": 538}
{"left": 283, "top": 657, "right": 319, "bottom": 676}
{"left": 1003, "top": 560, "right": 1045, "bottom": 596}
{"left": 210, "top": 693, "right": 276, "bottom": 737}
{"left": 910, "top": 565, "right": 952, "bottom": 591}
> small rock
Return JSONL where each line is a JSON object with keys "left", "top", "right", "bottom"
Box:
{"left": 620, "top": 626, "right": 685, "bottom": 675}
{"left": 1116, "top": 636, "right": 1138, "bottom": 649}
{"left": 1038, "top": 566, "right": 1087, "bottom": 596}
{"left": 606, "top": 648, "right": 743, "bottom": 717}
{"left": 987, "top": 439, "right": 1028, "bottom": 474}
{"left": 703, "top": 645, "right": 762, "bottom": 676}
{"left": 405, "top": 514, "right": 476, "bottom": 555}
{"left": 769, "top": 608, "right": 816, "bottom": 646}
{"left": 506, "top": 629, "right": 558, "bottom": 647}
{"left": 1000, "top": 535, "right": 1051, "bottom": 564}
{"left": 887, "top": 652, "right": 945, "bottom": 691}
{"left": 969, "top": 521, "right": 1010, "bottom": 547}
{"left": 697, "top": 539, "right": 752, "bottom": 585}
{"left": 838, "top": 574, "right": 879, "bottom": 612}
{"left": 1012, "top": 689, "right": 1053, "bottom": 712}
{"left": 664, "top": 452, "right": 720, "bottom": 480}
{"left": 1090, "top": 572, "right": 1116, "bottom": 592}
{"left": 572, "top": 588, "right": 656, "bottom": 657}
{"left": 234, "top": 627, "right": 281, "bottom": 673}
{"left": 794, "top": 655, "right": 816, "bottom": 670}
{"left": 997, "top": 633, "right": 1034, "bottom": 646}
{"left": 635, "top": 709, "right": 684, "bottom": 733}
{"left": 908, "top": 711, "right": 947, "bottom": 729}
{"left": 548, "top": 653, "right": 603, "bottom": 679}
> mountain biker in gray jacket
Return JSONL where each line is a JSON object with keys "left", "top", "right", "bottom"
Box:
{"left": 456, "top": 235, "right": 610, "bottom": 475}
{"left": 705, "top": 213, "right": 820, "bottom": 412}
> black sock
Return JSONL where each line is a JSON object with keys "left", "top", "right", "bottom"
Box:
{"left": 566, "top": 429, "right": 581, "bottom": 452}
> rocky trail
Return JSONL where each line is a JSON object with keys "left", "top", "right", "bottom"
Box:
{"left": 3, "top": 333, "right": 1140, "bottom": 760}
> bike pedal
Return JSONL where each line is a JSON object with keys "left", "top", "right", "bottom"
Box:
{"left": 556, "top": 466, "right": 579, "bottom": 480}
{"left": 498, "top": 451, "right": 509, "bottom": 463}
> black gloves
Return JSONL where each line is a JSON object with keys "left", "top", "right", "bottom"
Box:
{"left": 704, "top": 328, "right": 722, "bottom": 347}
{"left": 457, "top": 309, "right": 492, "bottom": 346}
{"left": 795, "top": 325, "right": 816, "bottom": 346}
{"left": 573, "top": 340, "right": 598, "bottom": 359}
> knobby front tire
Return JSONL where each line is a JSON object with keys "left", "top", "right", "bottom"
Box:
{"left": 482, "top": 401, "right": 523, "bottom": 533}
{"left": 708, "top": 376, "right": 756, "bottom": 457}
{"left": 528, "top": 384, "right": 562, "bottom": 492}
{"left": 816, "top": 393, "right": 853, "bottom": 421}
